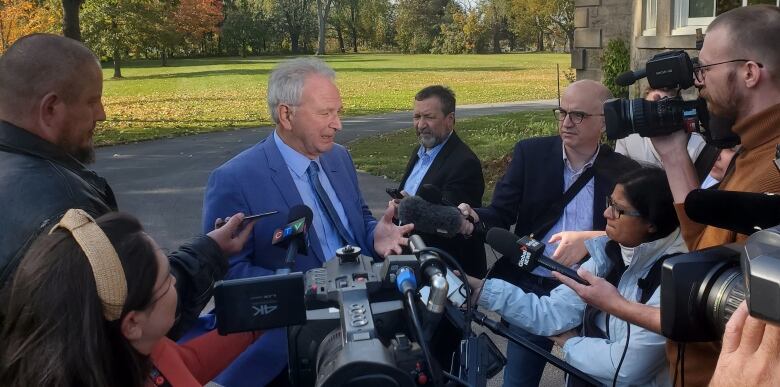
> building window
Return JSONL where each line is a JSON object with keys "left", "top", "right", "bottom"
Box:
{"left": 673, "top": 0, "right": 779, "bottom": 35}
{"left": 644, "top": 0, "right": 657, "bottom": 36}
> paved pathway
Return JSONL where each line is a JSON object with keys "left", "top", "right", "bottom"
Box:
{"left": 93, "top": 99, "right": 564, "bottom": 387}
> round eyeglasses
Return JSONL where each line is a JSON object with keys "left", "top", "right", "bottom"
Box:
{"left": 553, "top": 108, "right": 604, "bottom": 125}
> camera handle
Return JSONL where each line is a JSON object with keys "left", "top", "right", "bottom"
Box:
{"left": 472, "top": 310, "right": 601, "bottom": 387}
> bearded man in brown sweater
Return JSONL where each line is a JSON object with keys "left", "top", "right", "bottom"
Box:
{"left": 551, "top": 5, "right": 780, "bottom": 387}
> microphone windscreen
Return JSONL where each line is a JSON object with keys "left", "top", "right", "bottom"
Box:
{"left": 288, "top": 204, "right": 313, "bottom": 227}
{"left": 485, "top": 228, "right": 520, "bottom": 259}
{"left": 417, "top": 184, "right": 443, "bottom": 204}
{"left": 685, "top": 189, "right": 780, "bottom": 235}
{"left": 615, "top": 70, "right": 637, "bottom": 87}
{"left": 398, "top": 196, "right": 462, "bottom": 238}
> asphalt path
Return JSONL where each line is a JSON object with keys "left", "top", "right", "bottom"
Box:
{"left": 94, "top": 99, "right": 565, "bottom": 387}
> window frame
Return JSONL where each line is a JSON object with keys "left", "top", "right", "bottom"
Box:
{"left": 672, "top": 0, "right": 779, "bottom": 35}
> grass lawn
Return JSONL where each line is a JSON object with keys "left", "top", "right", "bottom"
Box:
{"left": 96, "top": 53, "right": 570, "bottom": 145}
{"left": 346, "top": 109, "right": 559, "bottom": 203}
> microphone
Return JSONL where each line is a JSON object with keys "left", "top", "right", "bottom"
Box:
{"left": 417, "top": 183, "right": 476, "bottom": 223}
{"left": 685, "top": 189, "right": 780, "bottom": 235}
{"left": 486, "top": 228, "right": 589, "bottom": 285}
{"left": 397, "top": 196, "right": 462, "bottom": 238}
{"left": 271, "top": 204, "right": 313, "bottom": 273}
{"left": 615, "top": 68, "right": 647, "bottom": 87}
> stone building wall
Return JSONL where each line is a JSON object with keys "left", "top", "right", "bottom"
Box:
{"left": 574, "top": 0, "right": 700, "bottom": 97}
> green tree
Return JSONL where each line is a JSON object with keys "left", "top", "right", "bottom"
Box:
{"left": 395, "top": 0, "right": 448, "bottom": 53}
{"left": 81, "top": 0, "right": 150, "bottom": 77}
{"left": 221, "top": 0, "right": 269, "bottom": 56}
{"left": 431, "top": 3, "right": 486, "bottom": 54}
{"left": 273, "top": 0, "right": 315, "bottom": 53}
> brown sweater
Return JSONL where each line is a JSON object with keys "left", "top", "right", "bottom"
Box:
{"left": 667, "top": 102, "right": 780, "bottom": 387}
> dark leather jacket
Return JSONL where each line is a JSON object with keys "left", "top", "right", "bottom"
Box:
{"left": 0, "top": 121, "right": 226, "bottom": 338}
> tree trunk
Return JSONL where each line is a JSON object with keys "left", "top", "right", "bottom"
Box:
{"left": 161, "top": 48, "right": 168, "bottom": 66}
{"left": 336, "top": 26, "right": 345, "bottom": 53}
{"left": 61, "top": 0, "right": 82, "bottom": 41}
{"left": 291, "top": 31, "right": 300, "bottom": 53}
{"left": 349, "top": 2, "right": 358, "bottom": 53}
{"left": 112, "top": 47, "right": 122, "bottom": 78}
{"left": 492, "top": 24, "right": 500, "bottom": 53}
{"left": 316, "top": 0, "right": 333, "bottom": 55}
{"left": 536, "top": 31, "right": 544, "bottom": 52}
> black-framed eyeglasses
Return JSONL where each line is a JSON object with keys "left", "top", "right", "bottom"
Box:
{"left": 606, "top": 196, "right": 642, "bottom": 219}
{"left": 693, "top": 59, "right": 764, "bottom": 83}
{"left": 553, "top": 108, "right": 604, "bottom": 125}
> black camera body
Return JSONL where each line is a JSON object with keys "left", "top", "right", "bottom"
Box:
{"left": 661, "top": 226, "right": 780, "bottom": 342}
{"left": 644, "top": 50, "right": 696, "bottom": 90}
{"left": 288, "top": 245, "right": 432, "bottom": 387}
{"left": 604, "top": 50, "right": 740, "bottom": 147}
{"left": 604, "top": 51, "right": 704, "bottom": 140}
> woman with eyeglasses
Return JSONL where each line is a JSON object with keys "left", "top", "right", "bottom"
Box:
{"left": 0, "top": 210, "right": 261, "bottom": 387}
{"left": 467, "top": 167, "right": 685, "bottom": 387}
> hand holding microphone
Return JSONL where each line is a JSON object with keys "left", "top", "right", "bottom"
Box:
{"left": 486, "top": 228, "right": 590, "bottom": 285}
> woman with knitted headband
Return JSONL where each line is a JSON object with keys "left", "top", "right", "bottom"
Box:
{"left": 0, "top": 210, "right": 262, "bottom": 387}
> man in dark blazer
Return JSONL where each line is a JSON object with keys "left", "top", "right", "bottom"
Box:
{"left": 201, "top": 58, "right": 412, "bottom": 386}
{"left": 458, "top": 80, "right": 639, "bottom": 386}
{"left": 396, "top": 85, "right": 486, "bottom": 373}
{"left": 398, "top": 85, "right": 486, "bottom": 277}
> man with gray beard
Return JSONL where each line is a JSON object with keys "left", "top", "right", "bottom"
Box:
{"left": 397, "top": 85, "right": 486, "bottom": 276}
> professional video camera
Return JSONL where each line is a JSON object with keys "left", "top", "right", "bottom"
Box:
{"left": 288, "top": 237, "right": 450, "bottom": 387}
{"left": 660, "top": 190, "right": 780, "bottom": 342}
{"left": 603, "top": 50, "right": 740, "bottom": 148}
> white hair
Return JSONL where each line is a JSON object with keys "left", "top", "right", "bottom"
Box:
{"left": 267, "top": 57, "right": 336, "bottom": 124}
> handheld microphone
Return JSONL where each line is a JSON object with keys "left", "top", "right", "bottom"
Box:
{"left": 685, "top": 189, "right": 780, "bottom": 235}
{"left": 615, "top": 68, "right": 647, "bottom": 87}
{"left": 486, "top": 228, "right": 589, "bottom": 285}
{"left": 397, "top": 196, "right": 462, "bottom": 238}
{"left": 272, "top": 205, "right": 313, "bottom": 273}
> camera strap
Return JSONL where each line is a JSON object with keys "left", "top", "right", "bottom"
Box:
{"left": 693, "top": 143, "right": 720, "bottom": 184}
{"left": 532, "top": 163, "right": 597, "bottom": 239}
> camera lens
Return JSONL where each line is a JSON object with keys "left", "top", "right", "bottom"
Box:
{"left": 704, "top": 265, "right": 746, "bottom": 338}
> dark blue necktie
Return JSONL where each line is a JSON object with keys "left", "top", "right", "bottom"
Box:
{"left": 306, "top": 161, "right": 357, "bottom": 247}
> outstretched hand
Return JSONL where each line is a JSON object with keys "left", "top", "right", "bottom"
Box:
{"left": 374, "top": 204, "right": 414, "bottom": 257}
{"left": 548, "top": 231, "right": 604, "bottom": 267}
{"left": 710, "top": 302, "right": 780, "bottom": 387}
{"left": 553, "top": 267, "right": 627, "bottom": 316}
{"left": 207, "top": 213, "right": 256, "bottom": 257}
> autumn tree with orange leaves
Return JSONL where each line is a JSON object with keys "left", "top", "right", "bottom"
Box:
{"left": 0, "top": 0, "right": 57, "bottom": 53}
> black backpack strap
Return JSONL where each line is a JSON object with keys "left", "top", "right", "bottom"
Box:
{"left": 533, "top": 164, "right": 597, "bottom": 238}
{"left": 693, "top": 143, "right": 720, "bottom": 184}
{"left": 637, "top": 252, "right": 682, "bottom": 304}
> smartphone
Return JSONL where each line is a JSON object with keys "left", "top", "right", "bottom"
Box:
{"left": 386, "top": 187, "right": 405, "bottom": 200}
{"left": 216, "top": 210, "right": 279, "bottom": 229}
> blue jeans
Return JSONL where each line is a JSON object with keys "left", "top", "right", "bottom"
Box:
{"left": 502, "top": 272, "right": 559, "bottom": 387}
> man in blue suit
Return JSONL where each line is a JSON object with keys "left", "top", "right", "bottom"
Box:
{"left": 201, "top": 58, "right": 413, "bottom": 386}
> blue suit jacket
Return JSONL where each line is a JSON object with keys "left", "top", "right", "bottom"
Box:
{"left": 201, "top": 133, "right": 377, "bottom": 386}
